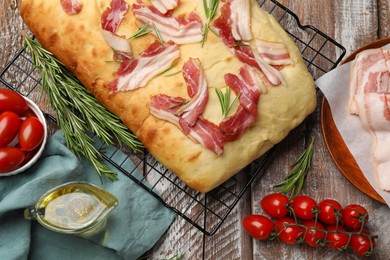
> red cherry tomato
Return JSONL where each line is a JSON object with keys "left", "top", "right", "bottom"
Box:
{"left": 350, "top": 230, "right": 376, "bottom": 256}
{"left": 18, "top": 117, "right": 44, "bottom": 151}
{"left": 302, "top": 220, "right": 326, "bottom": 247}
{"left": 274, "top": 217, "right": 303, "bottom": 245}
{"left": 0, "top": 147, "right": 25, "bottom": 173}
{"left": 0, "top": 111, "right": 21, "bottom": 147}
{"left": 0, "top": 89, "right": 28, "bottom": 115}
{"left": 326, "top": 225, "right": 349, "bottom": 250}
{"left": 290, "top": 195, "right": 317, "bottom": 220}
{"left": 342, "top": 204, "right": 368, "bottom": 229}
{"left": 260, "top": 193, "right": 289, "bottom": 218}
{"left": 317, "top": 199, "right": 343, "bottom": 225}
{"left": 242, "top": 214, "right": 274, "bottom": 240}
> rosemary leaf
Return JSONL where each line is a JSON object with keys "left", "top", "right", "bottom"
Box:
{"left": 156, "top": 62, "right": 178, "bottom": 77}
{"left": 24, "top": 37, "right": 144, "bottom": 182}
{"left": 201, "top": 23, "right": 209, "bottom": 48}
{"left": 164, "top": 70, "right": 182, "bottom": 77}
{"left": 215, "top": 88, "right": 240, "bottom": 118}
{"left": 128, "top": 22, "right": 151, "bottom": 40}
{"left": 228, "top": 93, "right": 241, "bottom": 116}
{"left": 201, "top": 0, "right": 219, "bottom": 46}
{"left": 234, "top": 41, "right": 250, "bottom": 47}
{"left": 209, "top": 0, "right": 219, "bottom": 19}
{"left": 168, "top": 99, "right": 189, "bottom": 109}
{"left": 203, "top": 0, "right": 210, "bottom": 19}
{"left": 274, "top": 138, "right": 315, "bottom": 198}
{"left": 152, "top": 22, "right": 164, "bottom": 45}
{"left": 215, "top": 88, "right": 226, "bottom": 116}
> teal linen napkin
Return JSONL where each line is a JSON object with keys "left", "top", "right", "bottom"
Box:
{"left": 0, "top": 131, "right": 176, "bottom": 260}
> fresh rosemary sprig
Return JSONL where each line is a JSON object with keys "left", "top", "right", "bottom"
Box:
{"left": 24, "top": 37, "right": 143, "bottom": 182}
{"left": 201, "top": 0, "right": 219, "bottom": 47}
{"left": 215, "top": 88, "right": 240, "bottom": 118}
{"left": 128, "top": 22, "right": 151, "bottom": 40}
{"left": 152, "top": 22, "right": 164, "bottom": 45}
{"left": 274, "top": 138, "right": 315, "bottom": 198}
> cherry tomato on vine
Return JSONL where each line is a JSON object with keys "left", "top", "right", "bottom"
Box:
{"left": 260, "top": 193, "right": 289, "bottom": 218}
{"left": 342, "top": 204, "right": 368, "bottom": 230}
{"left": 350, "top": 230, "right": 376, "bottom": 256}
{"left": 317, "top": 199, "right": 343, "bottom": 225}
{"left": 0, "top": 147, "right": 25, "bottom": 173}
{"left": 326, "top": 225, "right": 349, "bottom": 250}
{"left": 18, "top": 117, "right": 44, "bottom": 151}
{"left": 0, "top": 89, "right": 28, "bottom": 115}
{"left": 290, "top": 195, "right": 317, "bottom": 220}
{"left": 302, "top": 220, "right": 326, "bottom": 247}
{"left": 242, "top": 214, "right": 274, "bottom": 240}
{"left": 274, "top": 217, "right": 303, "bottom": 245}
{"left": 0, "top": 111, "right": 21, "bottom": 147}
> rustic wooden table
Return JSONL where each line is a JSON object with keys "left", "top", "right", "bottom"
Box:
{"left": 1, "top": 0, "right": 390, "bottom": 259}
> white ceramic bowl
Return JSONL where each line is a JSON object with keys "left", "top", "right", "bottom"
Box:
{"left": 1, "top": 96, "right": 47, "bottom": 177}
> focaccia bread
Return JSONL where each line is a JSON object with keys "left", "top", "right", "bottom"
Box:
{"left": 20, "top": 0, "right": 316, "bottom": 192}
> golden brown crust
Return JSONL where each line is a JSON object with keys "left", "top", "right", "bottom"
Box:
{"left": 21, "top": 0, "right": 316, "bottom": 192}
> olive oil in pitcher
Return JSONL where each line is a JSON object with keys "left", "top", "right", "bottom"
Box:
{"left": 24, "top": 181, "right": 118, "bottom": 234}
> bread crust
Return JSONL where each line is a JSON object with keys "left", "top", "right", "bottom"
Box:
{"left": 21, "top": 0, "right": 316, "bottom": 192}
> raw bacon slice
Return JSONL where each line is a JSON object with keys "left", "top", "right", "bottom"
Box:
{"left": 176, "top": 59, "right": 209, "bottom": 126}
{"left": 220, "top": 65, "right": 261, "bottom": 142}
{"left": 150, "top": 95, "right": 224, "bottom": 155}
{"left": 132, "top": 3, "right": 203, "bottom": 44}
{"left": 101, "top": 29, "right": 132, "bottom": 54}
{"left": 151, "top": 0, "right": 179, "bottom": 14}
{"left": 60, "top": 0, "right": 82, "bottom": 15}
{"left": 220, "top": 106, "right": 256, "bottom": 142}
{"left": 224, "top": 66, "right": 261, "bottom": 115}
{"left": 214, "top": 12, "right": 284, "bottom": 86}
{"left": 349, "top": 48, "right": 390, "bottom": 115}
{"left": 255, "top": 39, "right": 292, "bottom": 65}
{"left": 109, "top": 41, "right": 180, "bottom": 92}
{"left": 150, "top": 94, "right": 186, "bottom": 127}
{"left": 180, "top": 117, "right": 224, "bottom": 155}
{"left": 101, "top": 0, "right": 129, "bottom": 33}
{"left": 354, "top": 93, "right": 390, "bottom": 191}
{"left": 252, "top": 47, "right": 286, "bottom": 86}
{"left": 221, "top": 0, "right": 252, "bottom": 41}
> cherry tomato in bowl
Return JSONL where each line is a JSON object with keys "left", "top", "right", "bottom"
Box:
{"left": 0, "top": 111, "right": 21, "bottom": 147}
{"left": 18, "top": 117, "right": 44, "bottom": 151}
{"left": 0, "top": 95, "right": 47, "bottom": 177}
{"left": 0, "top": 89, "right": 29, "bottom": 115}
{"left": 0, "top": 147, "right": 25, "bottom": 173}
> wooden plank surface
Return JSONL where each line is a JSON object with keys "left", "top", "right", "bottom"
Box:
{"left": 1, "top": 1, "right": 390, "bottom": 260}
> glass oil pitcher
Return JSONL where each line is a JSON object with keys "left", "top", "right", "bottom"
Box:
{"left": 24, "top": 181, "right": 118, "bottom": 235}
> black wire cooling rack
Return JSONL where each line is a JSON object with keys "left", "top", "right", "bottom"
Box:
{"left": 0, "top": 0, "right": 345, "bottom": 236}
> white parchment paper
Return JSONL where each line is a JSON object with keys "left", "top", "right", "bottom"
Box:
{"left": 316, "top": 45, "right": 390, "bottom": 207}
